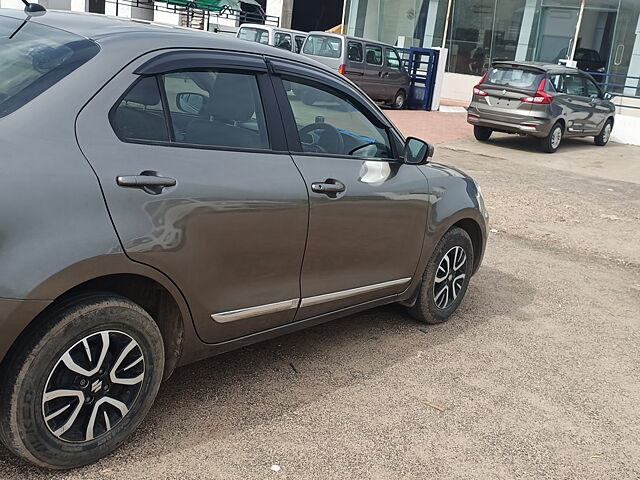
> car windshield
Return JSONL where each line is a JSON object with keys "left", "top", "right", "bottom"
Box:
{"left": 303, "top": 35, "right": 342, "bottom": 58}
{"left": 485, "top": 67, "right": 545, "bottom": 90}
{"left": 0, "top": 15, "right": 99, "bottom": 118}
{"left": 237, "top": 27, "right": 269, "bottom": 44}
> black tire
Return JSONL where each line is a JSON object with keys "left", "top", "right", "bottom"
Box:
{"left": 408, "top": 227, "right": 474, "bottom": 324}
{"left": 0, "top": 293, "right": 164, "bottom": 469}
{"left": 301, "top": 91, "right": 316, "bottom": 106}
{"left": 473, "top": 125, "right": 492, "bottom": 141}
{"left": 539, "top": 122, "right": 563, "bottom": 153}
{"left": 391, "top": 90, "right": 406, "bottom": 110}
{"left": 594, "top": 119, "right": 613, "bottom": 146}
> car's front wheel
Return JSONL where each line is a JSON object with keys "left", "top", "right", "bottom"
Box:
{"left": 391, "top": 90, "right": 406, "bottom": 110}
{"left": 594, "top": 119, "right": 613, "bottom": 146}
{"left": 0, "top": 293, "right": 164, "bottom": 469}
{"left": 408, "top": 227, "right": 474, "bottom": 324}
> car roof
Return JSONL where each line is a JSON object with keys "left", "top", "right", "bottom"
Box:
{"left": 0, "top": 9, "right": 317, "bottom": 65}
{"left": 491, "top": 60, "right": 580, "bottom": 74}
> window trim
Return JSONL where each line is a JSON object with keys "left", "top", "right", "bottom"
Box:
{"left": 365, "top": 44, "right": 383, "bottom": 66}
{"left": 272, "top": 74, "right": 399, "bottom": 162}
{"left": 347, "top": 41, "right": 364, "bottom": 64}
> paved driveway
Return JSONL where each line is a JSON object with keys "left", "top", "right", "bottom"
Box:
{"left": 1, "top": 119, "right": 638, "bottom": 480}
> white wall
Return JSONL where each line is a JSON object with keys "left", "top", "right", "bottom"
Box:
{"left": 440, "top": 71, "right": 480, "bottom": 104}
{"left": 266, "top": 0, "right": 292, "bottom": 28}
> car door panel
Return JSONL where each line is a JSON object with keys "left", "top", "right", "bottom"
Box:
{"left": 76, "top": 50, "right": 309, "bottom": 344}
{"left": 270, "top": 63, "right": 429, "bottom": 319}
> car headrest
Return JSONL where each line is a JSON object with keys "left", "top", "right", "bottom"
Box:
{"left": 366, "top": 51, "right": 377, "bottom": 64}
{"left": 206, "top": 74, "right": 256, "bottom": 122}
{"left": 126, "top": 77, "right": 161, "bottom": 106}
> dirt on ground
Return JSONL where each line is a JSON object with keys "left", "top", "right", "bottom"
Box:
{"left": 1, "top": 126, "right": 638, "bottom": 479}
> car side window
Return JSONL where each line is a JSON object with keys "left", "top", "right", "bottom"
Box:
{"left": 162, "top": 70, "right": 269, "bottom": 150}
{"left": 294, "top": 35, "right": 306, "bottom": 53}
{"left": 385, "top": 48, "right": 401, "bottom": 70}
{"left": 365, "top": 45, "right": 382, "bottom": 66}
{"left": 585, "top": 78, "right": 601, "bottom": 98}
{"left": 347, "top": 41, "right": 363, "bottom": 62}
{"left": 282, "top": 76, "right": 393, "bottom": 159}
{"left": 548, "top": 74, "right": 564, "bottom": 93}
{"left": 111, "top": 76, "right": 169, "bottom": 142}
{"left": 274, "top": 32, "right": 292, "bottom": 51}
{"left": 564, "top": 74, "right": 586, "bottom": 96}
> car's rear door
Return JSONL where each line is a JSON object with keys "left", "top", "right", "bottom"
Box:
{"left": 76, "top": 50, "right": 309, "bottom": 344}
{"left": 562, "top": 73, "right": 591, "bottom": 134}
{"left": 269, "top": 59, "right": 429, "bottom": 319}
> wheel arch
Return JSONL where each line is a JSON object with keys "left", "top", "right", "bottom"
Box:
{"left": 1, "top": 257, "right": 195, "bottom": 381}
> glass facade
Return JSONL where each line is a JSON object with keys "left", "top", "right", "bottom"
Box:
{"left": 343, "top": 0, "right": 640, "bottom": 94}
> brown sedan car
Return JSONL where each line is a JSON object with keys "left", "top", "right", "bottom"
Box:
{"left": 0, "top": 8, "right": 488, "bottom": 469}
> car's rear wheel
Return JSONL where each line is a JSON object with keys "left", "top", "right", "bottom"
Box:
{"left": 540, "top": 122, "right": 563, "bottom": 153}
{"left": 407, "top": 227, "right": 474, "bottom": 324}
{"left": 594, "top": 119, "right": 613, "bottom": 146}
{"left": 0, "top": 293, "right": 164, "bottom": 469}
{"left": 391, "top": 90, "right": 406, "bottom": 110}
{"left": 473, "top": 125, "right": 492, "bottom": 141}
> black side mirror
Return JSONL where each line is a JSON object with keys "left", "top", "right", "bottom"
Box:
{"left": 404, "top": 137, "right": 434, "bottom": 165}
{"left": 176, "top": 92, "right": 207, "bottom": 114}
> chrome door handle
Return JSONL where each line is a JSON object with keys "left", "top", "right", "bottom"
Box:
{"left": 117, "top": 172, "right": 176, "bottom": 194}
{"left": 311, "top": 180, "right": 346, "bottom": 194}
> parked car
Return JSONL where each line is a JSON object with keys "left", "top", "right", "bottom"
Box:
{"left": 574, "top": 48, "right": 607, "bottom": 73}
{"left": 0, "top": 7, "right": 488, "bottom": 469}
{"left": 237, "top": 23, "right": 307, "bottom": 53}
{"left": 467, "top": 61, "right": 615, "bottom": 153}
{"left": 301, "top": 32, "right": 410, "bottom": 109}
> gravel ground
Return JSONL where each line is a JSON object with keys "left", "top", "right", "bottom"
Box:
{"left": 1, "top": 133, "right": 638, "bottom": 479}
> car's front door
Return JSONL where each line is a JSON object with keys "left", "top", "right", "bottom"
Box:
{"left": 363, "top": 44, "right": 385, "bottom": 100}
{"left": 583, "top": 75, "right": 609, "bottom": 133}
{"left": 270, "top": 60, "right": 429, "bottom": 319}
{"left": 383, "top": 47, "right": 406, "bottom": 100}
{"left": 76, "top": 50, "right": 309, "bottom": 344}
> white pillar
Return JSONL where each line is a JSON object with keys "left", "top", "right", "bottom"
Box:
{"left": 266, "top": 0, "right": 293, "bottom": 28}
{"left": 515, "top": 0, "right": 537, "bottom": 61}
{"left": 422, "top": 0, "right": 440, "bottom": 48}
{"left": 624, "top": 14, "right": 640, "bottom": 96}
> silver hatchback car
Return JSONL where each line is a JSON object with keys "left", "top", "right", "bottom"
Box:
{"left": 467, "top": 61, "right": 615, "bottom": 153}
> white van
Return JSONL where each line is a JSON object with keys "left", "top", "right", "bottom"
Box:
{"left": 236, "top": 24, "right": 308, "bottom": 54}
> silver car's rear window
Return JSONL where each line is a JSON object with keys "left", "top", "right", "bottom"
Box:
{"left": 0, "top": 15, "right": 99, "bottom": 118}
{"left": 485, "top": 67, "right": 545, "bottom": 90}
{"left": 303, "top": 35, "right": 342, "bottom": 58}
{"left": 237, "top": 26, "right": 269, "bottom": 44}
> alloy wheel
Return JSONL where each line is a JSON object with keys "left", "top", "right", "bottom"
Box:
{"left": 433, "top": 246, "right": 467, "bottom": 310}
{"left": 551, "top": 126, "right": 562, "bottom": 150}
{"left": 42, "top": 330, "right": 145, "bottom": 443}
{"left": 603, "top": 123, "right": 611, "bottom": 143}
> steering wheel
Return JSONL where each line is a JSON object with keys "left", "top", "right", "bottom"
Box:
{"left": 299, "top": 122, "right": 344, "bottom": 155}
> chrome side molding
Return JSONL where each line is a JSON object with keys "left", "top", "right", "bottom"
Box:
{"left": 211, "top": 277, "right": 411, "bottom": 323}
{"left": 300, "top": 277, "right": 411, "bottom": 308}
{"left": 211, "top": 298, "right": 299, "bottom": 323}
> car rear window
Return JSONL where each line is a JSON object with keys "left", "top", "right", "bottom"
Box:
{"left": 238, "top": 27, "right": 269, "bottom": 44}
{"left": 303, "top": 35, "right": 342, "bottom": 58}
{"left": 485, "top": 67, "right": 545, "bottom": 90}
{"left": 0, "top": 15, "right": 99, "bottom": 118}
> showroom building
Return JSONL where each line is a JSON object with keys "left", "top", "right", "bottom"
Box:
{"left": 341, "top": 0, "right": 640, "bottom": 101}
